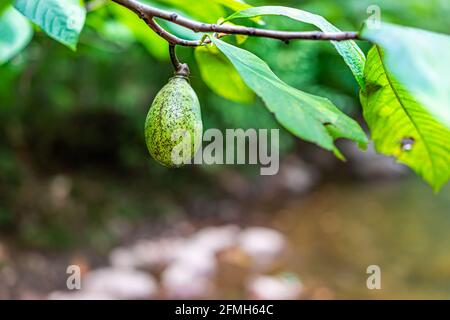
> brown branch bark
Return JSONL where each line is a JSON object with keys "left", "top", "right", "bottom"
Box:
{"left": 169, "top": 44, "right": 190, "bottom": 77}
{"left": 111, "top": 0, "right": 359, "bottom": 46}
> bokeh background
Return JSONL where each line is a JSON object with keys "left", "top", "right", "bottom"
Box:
{"left": 1, "top": 0, "right": 450, "bottom": 299}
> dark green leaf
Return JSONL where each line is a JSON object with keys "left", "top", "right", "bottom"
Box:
{"left": 211, "top": 38, "right": 367, "bottom": 157}
{"left": 225, "top": 6, "right": 366, "bottom": 89}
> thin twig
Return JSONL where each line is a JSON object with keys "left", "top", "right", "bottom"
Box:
{"left": 111, "top": 0, "right": 359, "bottom": 46}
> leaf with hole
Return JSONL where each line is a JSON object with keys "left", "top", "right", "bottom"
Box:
{"left": 360, "top": 46, "right": 450, "bottom": 191}
{"left": 361, "top": 22, "right": 450, "bottom": 129}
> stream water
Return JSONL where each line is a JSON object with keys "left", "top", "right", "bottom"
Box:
{"left": 2, "top": 176, "right": 450, "bottom": 299}
{"left": 266, "top": 178, "right": 450, "bottom": 299}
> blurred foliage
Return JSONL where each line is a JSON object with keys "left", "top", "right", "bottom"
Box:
{"left": 0, "top": 0, "right": 449, "bottom": 248}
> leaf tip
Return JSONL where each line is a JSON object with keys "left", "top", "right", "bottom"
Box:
{"left": 333, "top": 147, "right": 346, "bottom": 161}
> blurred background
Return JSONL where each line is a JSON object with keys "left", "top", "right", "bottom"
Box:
{"left": 0, "top": 0, "right": 450, "bottom": 299}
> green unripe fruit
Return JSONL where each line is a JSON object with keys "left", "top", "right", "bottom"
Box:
{"left": 145, "top": 76, "right": 203, "bottom": 167}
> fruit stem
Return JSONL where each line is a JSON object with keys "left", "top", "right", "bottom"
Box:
{"left": 169, "top": 44, "right": 190, "bottom": 78}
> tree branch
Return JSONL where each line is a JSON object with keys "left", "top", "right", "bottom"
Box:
{"left": 145, "top": 17, "right": 202, "bottom": 46}
{"left": 111, "top": 0, "right": 359, "bottom": 46}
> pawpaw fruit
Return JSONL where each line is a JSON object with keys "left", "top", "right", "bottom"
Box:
{"left": 145, "top": 76, "right": 203, "bottom": 167}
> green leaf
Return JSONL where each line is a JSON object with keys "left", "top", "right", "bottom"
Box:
{"left": 141, "top": 1, "right": 221, "bottom": 40}
{"left": 224, "top": 6, "right": 366, "bottom": 89}
{"left": 0, "top": 1, "right": 12, "bottom": 15}
{"left": 211, "top": 38, "right": 368, "bottom": 156}
{"left": 0, "top": 7, "right": 33, "bottom": 65}
{"left": 110, "top": 3, "right": 168, "bottom": 60}
{"left": 212, "top": 0, "right": 251, "bottom": 12}
{"left": 217, "top": 19, "right": 249, "bottom": 44}
{"left": 195, "top": 45, "right": 254, "bottom": 104}
{"left": 361, "top": 22, "right": 450, "bottom": 129}
{"left": 361, "top": 46, "right": 450, "bottom": 191}
{"left": 85, "top": 11, "right": 136, "bottom": 47}
{"left": 145, "top": 0, "right": 225, "bottom": 23}
{"left": 158, "top": 19, "right": 203, "bottom": 41}
{"left": 14, "top": 0, "right": 86, "bottom": 50}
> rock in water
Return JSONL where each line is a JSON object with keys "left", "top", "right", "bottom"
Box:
{"left": 145, "top": 76, "right": 203, "bottom": 167}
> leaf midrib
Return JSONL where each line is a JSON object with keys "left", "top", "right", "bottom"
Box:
{"left": 375, "top": 46, "right": 437, "bottom": 181}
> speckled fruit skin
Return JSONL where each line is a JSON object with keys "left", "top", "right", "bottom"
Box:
{"left": 145, "top": 76, "right": 203, "bottom": 167}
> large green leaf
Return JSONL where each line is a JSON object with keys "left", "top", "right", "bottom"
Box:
{"left": 195, "top": 45, "right": 254, "bottom": 104}
{"left": 362, "top": 22, "right": 450, "bottom": 129}
{"left": 224, "top": 6, "right": 366, "bottom": 89}
{"left": 0, "top": 7, "right": 33, "bottom": 65}
{"left": 14, "top": 0, "right": 86, "bottom": 50}
{"left": 211, "top": 38, "right": 367, "bottom": 157}
{"left": 361, "top": 46, "right": 450, "bottom": 191}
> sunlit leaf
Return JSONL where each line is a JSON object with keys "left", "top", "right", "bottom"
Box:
{"left": 0, "top": 7, "right": 33, "bottom": 65}
{"left": 362, "top": 22, "right": 450, "bottom": 128}
{"left": 225, "top": 6, "right": 366, "bottom": 89}
{"left": 142, "top": 0, "right": 221, "bottom": 40}
{"left": 217, "top": 18, "right": 249, "bottom": 44}
{"left": 14, "top": 0, "right": 85, "bottom": 50}
{"left": 195, "top": 45, "right": 254, "bottom": 104}
{"left": 211, "top": 38, "right": 368, "bottom": 157}
{"left": 212, "top": 0, "right": 251, "bottom": 12}
{"left": 144, "top": 0, "right": 225, "bottom": 23}
{"left": 360, "top": 46, "right": 450, "bottom": 191}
